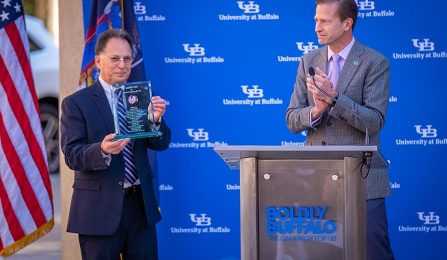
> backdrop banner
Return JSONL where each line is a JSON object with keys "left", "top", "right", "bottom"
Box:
{"left": 82, "top": 1, "right": 447, "bottom": 259}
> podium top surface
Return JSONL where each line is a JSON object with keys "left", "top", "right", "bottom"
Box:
{"left": 213, "top": 145, "right": 390, "bottom": 170}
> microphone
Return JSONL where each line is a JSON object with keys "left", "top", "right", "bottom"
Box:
{"left": 308, "top": 67, "right": 370, "bottom": 146}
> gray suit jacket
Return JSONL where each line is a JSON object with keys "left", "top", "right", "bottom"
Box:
{"left": 286, "top": 40, "right": 391, "bottom": 199}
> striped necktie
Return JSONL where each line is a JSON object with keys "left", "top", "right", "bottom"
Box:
{"left": 115, "top": 88, "right": 138, "bottom": 185}
{"left": 329, "top": 54, "right": 341, "bottom": 89}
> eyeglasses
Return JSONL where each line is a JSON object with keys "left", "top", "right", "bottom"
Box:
{"left": 101, "top": 55, "right": 134, "bottom": 65}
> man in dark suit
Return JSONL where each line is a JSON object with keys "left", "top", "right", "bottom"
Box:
{"left": 286, "top": 0, "right": 394, "bottom": 259}
{"left": 60, "top": 29, "right": 171, "bottom": 259}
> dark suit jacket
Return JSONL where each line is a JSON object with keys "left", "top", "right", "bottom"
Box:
{"left": 286, "top": 40, "right": 392, "bottom": 200}
{"left": 60, "top": 81, "right": 171, "bottom": 235}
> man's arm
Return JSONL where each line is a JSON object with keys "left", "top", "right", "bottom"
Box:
{"left": 286, "top": 59, "right": 318, "bottom": 134}
{"left": 329, "top": 54, "right": 390, "bottom": 136}
{"left": 60, "top": 96, "right": 109, "bottom": 171}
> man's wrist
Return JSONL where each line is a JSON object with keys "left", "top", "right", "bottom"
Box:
{"left": 148, "top": 114, "right": 162, "bottom": 126}
{"left": 151, "top": 117, "right": 161, "bottom": 126}
{"left": 330, "top": 94, "right": 339, "bottom": 107}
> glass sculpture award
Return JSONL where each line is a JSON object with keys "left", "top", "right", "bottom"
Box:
{"left": 111, "top": 81, "right": 162, "bottom": 139}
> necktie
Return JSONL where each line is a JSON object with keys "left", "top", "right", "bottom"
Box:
{"left": 115, "top": 88, "right": 138, "bottom": 185}
{"left": 329, "top": 54, "right": 341, "bottom": 89}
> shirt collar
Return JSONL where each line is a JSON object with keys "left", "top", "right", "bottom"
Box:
{"left": 99, "top": 75, "right": 112, "bottom": 95}
{"left": 328, "top": 37, "right": 355, "bottom": 61}
{"left": 99, "top": 76, "right": 128, "bottom": 96}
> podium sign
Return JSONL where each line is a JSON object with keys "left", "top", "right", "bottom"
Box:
{"left": 215, "top": 145, "right": 389, "bottom": 260}
{"left": 111, "top": 81, "right": 162, "bottom": 139}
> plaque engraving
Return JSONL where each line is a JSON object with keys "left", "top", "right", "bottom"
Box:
{"left": 111, "top": 81, "right": 162, "bottom": 139}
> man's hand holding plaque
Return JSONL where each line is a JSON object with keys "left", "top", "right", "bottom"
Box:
{"left": 147, "top": 95, "right": 166, "bottom": 130}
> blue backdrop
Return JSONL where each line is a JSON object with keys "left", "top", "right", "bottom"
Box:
{"left": 82, "top": 1, "right": 447, "bottom": 259}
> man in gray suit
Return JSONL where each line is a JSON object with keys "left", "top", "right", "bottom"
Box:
{"left": 286, "top": 0, "right": 394, "bottom": 259}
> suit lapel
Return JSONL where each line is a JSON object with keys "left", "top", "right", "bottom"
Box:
{"left": 316, "top": 46, "right": 329, "bottom": 75}
{"left": 313, "top": 47, "right": 331, "bottom": 122}
{"left": 323, "top": 41, "right": 363, "bottom": 123}
{"left": 336, "top": 40, "right": 364, "bottom": 95}
{"left": 91, "top": 82, "right": 115, "bottom": 134}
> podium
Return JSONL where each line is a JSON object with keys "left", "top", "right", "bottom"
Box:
{"left": 214, "top": 145, "right": 389, "bottom": 260}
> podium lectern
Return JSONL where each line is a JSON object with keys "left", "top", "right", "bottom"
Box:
{"left": 214, "top": 145, "right": 389, "bottom": 260}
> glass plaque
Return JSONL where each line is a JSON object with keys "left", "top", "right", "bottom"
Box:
{"left": 111, "top": 81, "right": 162, "bottom": 139}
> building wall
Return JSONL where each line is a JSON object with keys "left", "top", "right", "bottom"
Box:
{"left": 58, "top": 1, "right": 82, "bottom": 259}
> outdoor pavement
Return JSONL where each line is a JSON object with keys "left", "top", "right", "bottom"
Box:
{"left": 7, "top": 173, "right": 62, "bottom": 260}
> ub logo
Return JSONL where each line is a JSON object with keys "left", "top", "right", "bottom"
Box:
{"left": 356, "top": 0, "right": 375, "bottom": 10}
{"left": 190, "top": 214, "right": 212, "bottom": 226}
{"left": 187, "top": 128, "right": 209, "bottom": 141}
{"left": 134, "top": 2, "right": 146, "bottom": 15}
{"left": 237, "top": 1, "right": 260, "bottom": 14}
{"left": 412, "top": 39, "right": 435, "bottom": 51}
{"left": 415, "top": 125, "right": 437, "bottom": 138}
{"left": 296, "top": 42, "right": 319, "bottom": 54}
{"left": 417, "top": 212, "right": 440, "bottom": 225}
{"left": 183, "top": 44, "right": 205, "bottom": 56}
{"left": 241, "top": 85, "right": 263, "bottom": 98}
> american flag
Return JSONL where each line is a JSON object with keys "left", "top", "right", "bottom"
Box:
{"left": 0, "top": 0, "right": 54, "bottom": 257}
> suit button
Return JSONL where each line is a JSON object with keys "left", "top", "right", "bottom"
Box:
{"left": 326, "top": 121, "right": 332, "bottom": 127}
{"left": 118, "top": 181, "right": 123, "bottom": 186}
{"left": 322, "top": 141, "right": 326, "bottom": 145}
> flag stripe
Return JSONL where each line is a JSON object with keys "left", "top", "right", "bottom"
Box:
{"left": 0, "top": 30, "right": 53, "bottom": 224}
{"left": 0, "top": 43, "right": 48, "bottom": 224}
{"left": 0, "top": 81, "right": 47, "bottom": 227}
{"left": 0, "top": 165, "right": 26, "bottom": 241}
{"left": 0, "top": 82, "right": 52, "bottom": 230}
{"left": 1, "top": 19, "right": 53, "bottom": 208}
{"left": 9, "top": 20, "right": 53, "bottom": 203}
{"left": 5, "top": 17, "right": 39, "bottom": 114}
